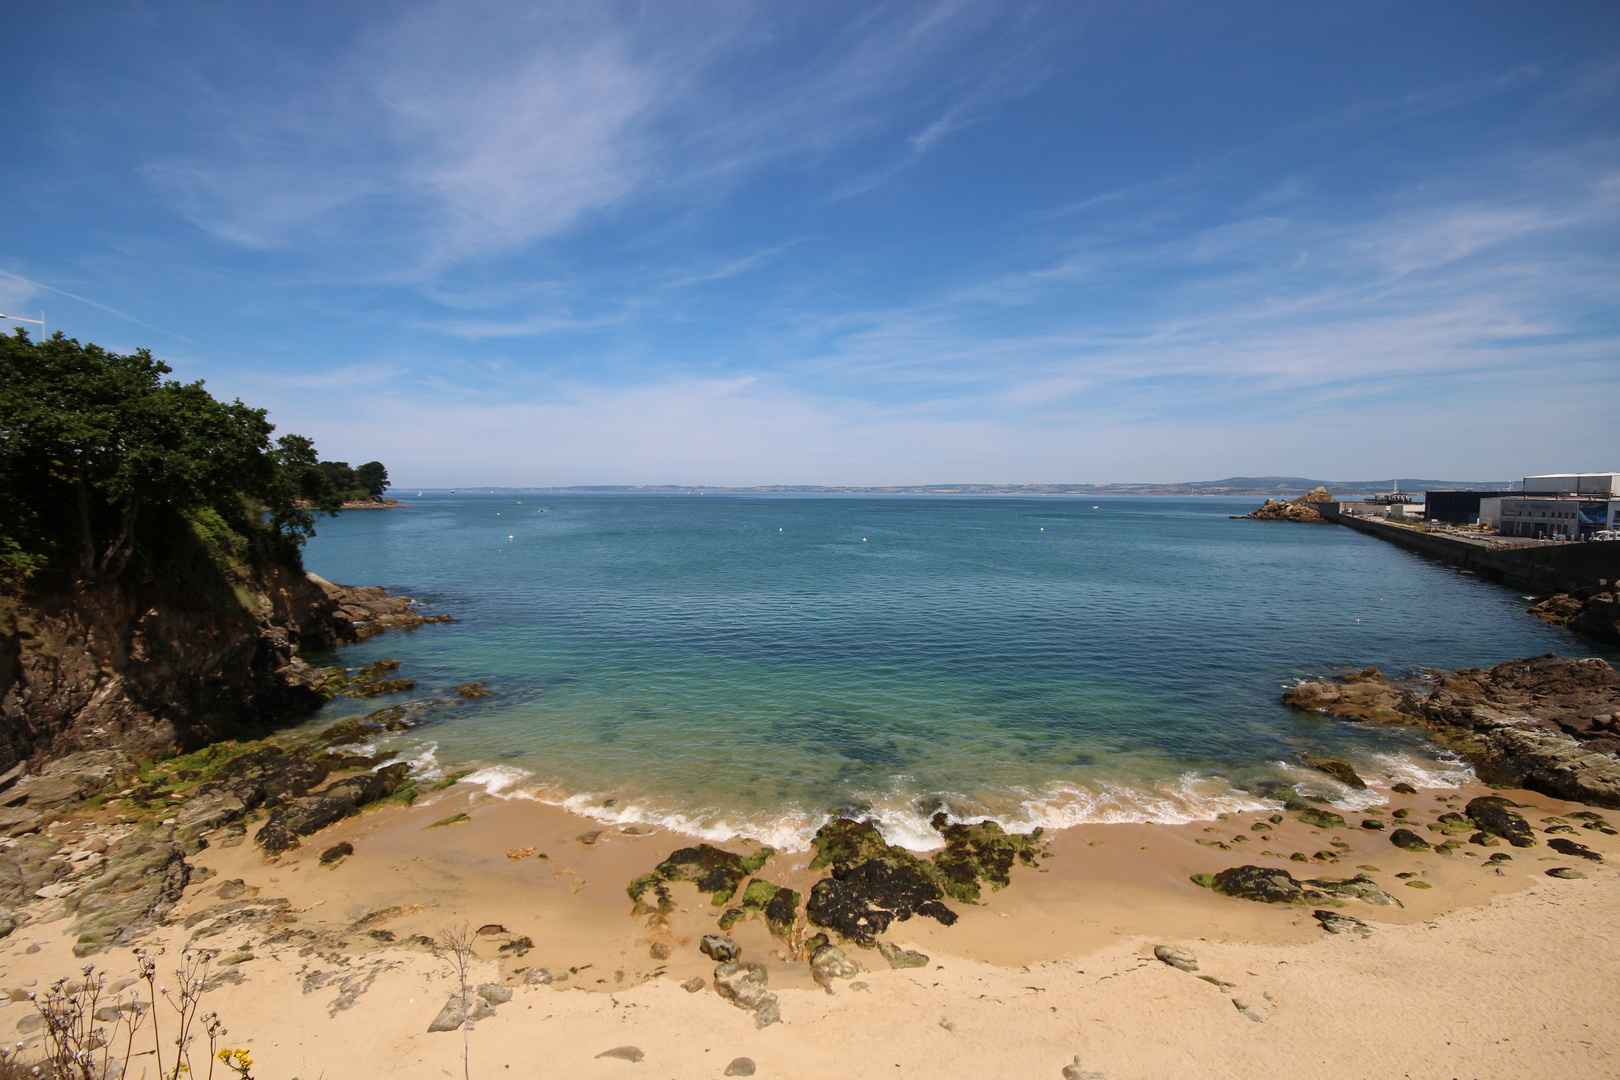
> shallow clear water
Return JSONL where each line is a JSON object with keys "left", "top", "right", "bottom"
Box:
{"left": 298, "top": 494, "right": 1615, "bottom": 849}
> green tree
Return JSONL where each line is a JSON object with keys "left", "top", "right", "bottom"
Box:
{"left": 0, "top": 329, "right": 331, "bottom": 586}
{"left": 354, "top": 460, "right": 389, "bottom": 500}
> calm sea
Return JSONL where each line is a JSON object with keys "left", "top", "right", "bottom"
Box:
{"left": 297, "top": 494, "right": 1614, "bottom": 850}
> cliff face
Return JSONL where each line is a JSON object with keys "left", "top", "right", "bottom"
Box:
{"left": 0, "top": 565, "right": 350, "bottom": 772}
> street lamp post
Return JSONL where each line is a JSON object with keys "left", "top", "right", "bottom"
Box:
{"left": 0, "top": 311, "right": 45, "bottom": 338}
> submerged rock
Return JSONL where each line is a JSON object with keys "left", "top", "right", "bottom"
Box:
{"left": 1303, "top": 755, "right": 1367, "bottom": 789}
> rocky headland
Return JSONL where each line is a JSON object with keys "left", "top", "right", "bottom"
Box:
{"left": 1529, "top": 585, "right": 1620, "bottom": 644}
{"left": 1231, "top": 486, "right": 1335, "bottom": 522}
{"left": 1281, "top": 653, "right": 1620, "bottom": 807}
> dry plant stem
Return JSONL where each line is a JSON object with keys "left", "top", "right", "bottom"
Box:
{"left": 436, "top": 925, "right": 476, "bottom": 1080}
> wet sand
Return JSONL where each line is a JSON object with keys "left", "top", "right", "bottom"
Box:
{"left": 2, "top": 777, "right": 1617, "bottom": 1079}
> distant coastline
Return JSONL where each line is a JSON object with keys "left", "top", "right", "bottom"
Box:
{"left": 404, "top": 476, "right": 1516, "bottom": 498}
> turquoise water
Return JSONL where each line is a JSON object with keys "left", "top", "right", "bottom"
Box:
{"left": 298, "top": 494, "right": 1613, "bottom": 849}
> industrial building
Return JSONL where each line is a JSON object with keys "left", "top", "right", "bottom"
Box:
{"left": 1423, "top": 489, "right": 1514, "bottom": 525}
{"left": 1475, "top": 473, "right": 1620, "bottom": 539}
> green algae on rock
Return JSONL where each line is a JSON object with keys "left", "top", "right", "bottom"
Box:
{"left": 928, "top": 813, "right": 1046, "bottom": 903}
{"left": 627, "top": 843, "right": 775, "bottom": 915}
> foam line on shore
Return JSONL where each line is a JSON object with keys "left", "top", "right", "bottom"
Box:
{"left": 428, "top": 764, "right": 1444, "bottom": 852}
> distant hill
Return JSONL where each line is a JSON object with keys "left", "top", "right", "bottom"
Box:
{"left": 419, "top": 478, "right": 1516, "bottom": 497}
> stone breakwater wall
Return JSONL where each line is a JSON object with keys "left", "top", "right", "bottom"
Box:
{"left": 1320, "top": 507, "right": 1619, "bottom": 595}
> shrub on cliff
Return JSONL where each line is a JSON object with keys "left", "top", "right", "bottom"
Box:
{"left": 0, "top": 328, "right": 341, "bottom": 589}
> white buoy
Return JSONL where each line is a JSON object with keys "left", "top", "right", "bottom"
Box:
{"left": 508, "top": 535, "right": 514, "bottom": 540}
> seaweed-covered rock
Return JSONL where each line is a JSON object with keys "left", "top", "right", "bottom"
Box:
{"left": 928, "top": 814, "right": 1045, "bottom": 903}
{"left": 1297, "top": 808, "right": 1348, "bottom": 830}
{"left": 1547, "top": 837, "right": 1602, "bottom": 861}
{"left": 713, "top": 961, "right": 779, "bottom": 1027}
{"left": 1546, "top": 867, "right": 1587, "bottom": 879}
{"left": 803, "top": 819, "right": 958, "bottom": 944}
{"left": 1302, "top": 873, "right": 1400, "bottom": 906}
{"left": 808, "top": 943, "right": 860, "bottom": 991}
{"left": 1466, "top": 797, "right": 1537, "bottom": 848}
{"left": 1313, "top": 909, "right": 1371, "bottom": 936}
{"left": 1303, "top": 756, "right": 1367, "bottom": 789}
{"left": 1208, "top": 865, "right": 1307, "bottom": 904}
{"left": 627, "top": 844, "right": 774, "bottom": 914}
{"left": 1428, "top": 812, "right": 1475, "bottom": 836}
{"left": 254, "top": 764, "right": 409, "bottom": 853}
{"left": 66, "top": 826, "right": 190, "bottom": 956}
{"left": 807, "top": 852, "right": 956, "bottom": 944}
{"left": 877, "top": 941, "right": 930, "bottom": 969}
{"left": 1389, "top": 828, "right": 1431, "bottom": 852}
{"left": 699, "top": 934, "right": 740, "bottom": 962}
{"left": 739, "top": 879, "right": 800, "bottom": 938}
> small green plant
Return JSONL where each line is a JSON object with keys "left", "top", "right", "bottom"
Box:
{"left": 429, "top": 811, "right": 471, "bottom": 828}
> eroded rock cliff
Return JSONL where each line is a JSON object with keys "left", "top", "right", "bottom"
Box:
{"left": 0, "top": 569, "right": 438, "bottom": 772}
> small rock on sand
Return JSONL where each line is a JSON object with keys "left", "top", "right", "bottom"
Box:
{"left": 523, "top": 968, "right": 552, "bottom": 985}
{"left": 1547, "top": 867, "right": 1588, "bottom": 879}
{"left": 649, "top": 942, "right": 671, "bottom": 960}
{"left": 724, "top": 1056, "right": 757, "bottom": 1076}
{"left": 1152, "top": 945, "right": 1198, "bottom": 972}
{"left": 215, "top": 878, "right": 247, "bottom": 899}
{"left": 1062, "top": 1056, "right": 1107, "bottom": 1079}
{"left": 681, "top": 976, "right": 705, "bottom": 992}
{"left": 595, "top": 1045, "right": 644, "bottom": 1062}
{"left": 700, "top": 934, "right": 740, "bottom": 962}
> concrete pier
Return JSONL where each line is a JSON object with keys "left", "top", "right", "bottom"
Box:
{"left": 1313, "top": 501, "right": 1619, "bottom": 593}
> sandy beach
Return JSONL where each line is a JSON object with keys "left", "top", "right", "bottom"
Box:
{"left": 3, "top": 774, "right": 1615, "bottom": 1080}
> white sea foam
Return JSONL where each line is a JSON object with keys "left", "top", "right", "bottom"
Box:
{"left": 460, "top": 765, "right": 539, "bottom": 799}
{"left": 422, "top": 765, "right": 1308, "bottom": 852}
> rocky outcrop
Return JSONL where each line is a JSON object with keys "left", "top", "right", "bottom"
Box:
{"left": 254, "top": 763, "right": 410, "bottom": 853}
{"left": 1529, "top": 587, "right": 1620, "bottom": 645}
{"left": 1282, "top": 655, "right": 1620, "bottom": 808}
{"left": 1233, "top": 488, "right": 1335, "bottom": 523}
{"left": 0, "top": 568, "right": 445, "bottom": 776}
{"left": 1195, "top": 865, "right": 1399, "bottom": 907}
{"left": 307, "top": 575, "right": 454, "bottom": 639}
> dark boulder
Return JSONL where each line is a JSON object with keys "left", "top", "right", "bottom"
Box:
{"left": 1297, "top": 808, "right": 1348, "bottom": 830}
{"left": 1465, "top": 797, "right": 1537, "bottom": 848}
{"left": 699, "top": 934, "right": 740, "bottom": 962}
{"left": 1547, "top": 837, "right": 1601, "bottom": 861}
{"left": 928, "top": 814, "right": 1045, "bottom": 903}
{"left": 1389, "top": 828, "right": 1431, "bottom": 851}
{"left": 627, "top": 844, "right": 774, "bottom": 914}
{"left": 1303, "top": 756, "right": 1367, "bottom": 789}
{"left": 807, "top": 854, "right": 956, "bottom": 944}
{"left": 1208, "top": 865, "right": 1306, "bottom": 904}
{"left": 255, "top": 764, "right": 409, "bottom": 853}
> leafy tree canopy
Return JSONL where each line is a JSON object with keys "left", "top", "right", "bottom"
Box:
{"left": 0, "top": 329, "right": 359, "bottom": 589}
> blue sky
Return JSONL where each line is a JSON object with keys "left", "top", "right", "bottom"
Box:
{"left": 3, "top": 1, "right": 1617, "bottom": 486}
